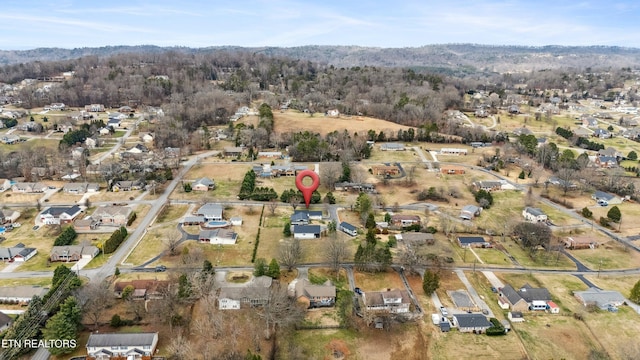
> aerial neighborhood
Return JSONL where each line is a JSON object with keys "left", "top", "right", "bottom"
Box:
{"left": 1, "top": 46, "right": 640, "bottom": 360}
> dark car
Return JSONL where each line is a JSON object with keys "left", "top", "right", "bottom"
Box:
{"left": 354, "top": 287, "right": 363, "bottom": 295}
{"left": 155, "top": 265, "right": 167, "bottom": 272}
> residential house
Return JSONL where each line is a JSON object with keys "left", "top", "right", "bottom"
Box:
{"left": 390, "top": 214, "right": 421, "bottom": 227}
{"left": 86, "top": 332, "right": 159, "bottom": 360}
{"left": 112, "top": 180, "right": 144, "bottom": 192}
{"left": 362, "top": 289, "right": 411, "bottom": 314}
{"left": 513, "top": 127, "right": 533, "bottom": 136}
{"left": 50, "top": 245, "right": 99, "bottom": 262}
{"left": 113, "top": 280, "right": 169, "bottom": 300}
{"left": 290, "top": 212, "right": 310, "bottom": 226}
{"left": 198, "top": 229, "right": 238, "bottom": 245}
{"left": 573, "top": 127, "right": 592, "bottom": 137}
{"left": 85, "top": 104, "right": 105, "bottom": 112}
{"left": 98, "top": 127, "right": 111, "bottom": 136}
{"left": 196, "top": 203, "right": 223, "bottom": 221}
{"left": 592, "top": 191, "right": 623, "bottom": 205}
{"left": 440, "top": 148, "right": 468, "bottom": 155}
{"left": 452, "top": 313, "right": 492, "bottom": 333}
{"left": 223, "top": 146, "right": 244, "bottom": 157}
{"left": 1, "top": 134, "right": 21, "bottom": 145}
{"left": 372, "top": 164, "right": 401, "bottom": 177}
{"left": 291, "top": 278, "right": 336, "bottom": 308}
{"left": 62, "top": 183, "right": 100, "bottom": 195}
{"left": 522, "top": 207, "right": 548, "bottom": 223}
{"left": 12, "top": 182, "right": 48, "bottom": 193}
{"left": 0, "top": 210, "right": 19, "bottom": 224}
{"left": 440, "top": 165, "right": 466, "bottom": 175}
{"left": 582, "top": 117, "right": 599, "bottom": 128}
{"left": 140, "top": 132, "right": 154, "bottom": 143}
{"left": 107, "top": 118, "right": 121, "bottom": 128}
{"left": 126, "top": 143, "right": 148, "bottom": 154}
{"left": 192, "top": 177, "right": 215, "bottom": 191}
{"left": 508, "top": 105, "right": 520, "bottom": 114}
{"left": 181, "top": 216, "right": 204, "bottom": 226}
{"left": 593, "top": 128, "right": 611, "bottom": 139}
{"left": 547, "top": 301, "right": 560, "bottom": 314}
{"left": 0, "top": 286, "right": 48, "bottom": 303}
{"left": 457, "top": 236, "right": 491, "bottom": 248}
{"left": 473, "top": 181, "right": 504, "bottom": 192}
{"left": 499, "top": 284, "right": 551, "bottom": 311}
{"left": 92, "top": 206, "right": 133, "bottom": 226}
{"left": 459, "top": 205, "right": 481, "bottom": 220}
{"left": 380, "top": 143, "right": 405, "bottom": 151}
{"left": 39, "top": 205, "right": 82, "bottom": 225}
{"left": 294, "top": 210, "right": 322, "bottom": 221}
{"left": 326, "top": 109, "right": 340, "bottom": 117}
{"left": 0, "top": 179, "right": 11, "bottom": 192}
{"left": 218, "top": 276, "right": 272, "bottom": 310}
{"left": 0, "top": 311, "right": 12, "bottom": 332}
{"left": 334, "top": 182, "right": 376, "bottom": 193}
{"left": 598, "top": 147, "right": 622, "bottom": 159}
{"left": 74, "top": 217, "right": 99, "bottom": 231}
{"left": 547, "top": 176, "right": 577, "bottom": 190}
{"left": 595, "top": 155, "right": 618, "bottom": 168}
{"left": 564, "top": 236, "right": 599, "bottom": 250}
{"left": 508, "top": 311, "right": 525, "bottom": 323}
{"left": 0, "top": 245, "right": 37, "bottom": 262}
{"left": 574, "top": 287, "right": 626, "bottom": 310}
{"left": 338, "top": 222, "right": 358, "bottom": 236}
{"left": 293, "top": 225, "right": 322, "bottom": 239}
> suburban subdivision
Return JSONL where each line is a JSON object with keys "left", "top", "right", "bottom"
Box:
{"left": 2, "top": 46, "right": 640, "bottom": 360}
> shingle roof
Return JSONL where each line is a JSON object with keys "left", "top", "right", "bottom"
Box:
{"left": 453, "top": 313, "right": 492, "bottom": 328}
{"left": 524, "top": 207, "right": 545, "bottom": 216}
{"left": 293, "top": 225, "right": 321, "bottom": 234}
{"left": 86, "top": 332, "right": 158, "bottom": 348}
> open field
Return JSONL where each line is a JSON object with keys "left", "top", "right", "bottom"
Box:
{"left": 493, "top": 236, "right": 575, "bottom": 269}
{"left": 566, "top": 236, "right": 640, "bottom": 270}
{"left": 241, "top": 110, "right": 415, "bottom": 136}
{"left": 2, "top": 192, "right": 42, "bottom": 205}
{"left": 88, "top": 189, "right": 145, "bottom": 203}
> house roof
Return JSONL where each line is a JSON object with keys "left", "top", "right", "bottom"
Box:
{"left": 293, "top": 225, "right": 321, "bottom": 234}
{"left": 453, "top": 314, "right": 492, "bottom": 328}
{"left": 397, "top": 233, "right": 434, "bottom": 243}
{"left": 593, "top": 191, "right": 615, "bottom": 201}
{"left": 509, "top": 311, "right": 524, "bottom": 318}
{"left": 363, "top": 289, "right": 410, "bottom": 307}
{"left": 524, "top": 207, "right": 545, "bottom": 217}
{"left": 50, "top": 245, "right": 98, "bottom": 257}
{"left": 41, "top": 205, "right": 81, "bottom": 217}
{"left": 339, "top": 222, "right": 357, "bottom": 232}
{"left": 391, "top": 214, "right": 421, "bottom": 222}
{"left": 461, "top": 205, "right": 480, "bottom": 213}
{"left": 86, "top": 332, "right": 158, "bottom": 348}
{"left": 294, "top": 210, "right": 322, "bottom": 218}
{"left": 290, "top": 212, "right": 309, "bottom": 222}
{"left": 517, "top": 284, "right": 551, "bottom": 303}
{"left": 294, "top": 278, "right": 336, "bottom": 299}
{"left": 93, "top": 206, "right": 132, "bottom": 218}
{"left": 574, "top": 287, "right": 626, "bottom": 308}
{"left": 197, "top": 203, "right": 223, "bottom": 218}
{"left": 380, "top": 143, "right": 404, "bottom": 149}
{"left": 500, "top": 284, "right": 525, "bottom": 306}
{"left": 457, "top": 236, "right": 487, "bottom": 245}
{"left": 0, "top": 285, "right": 49, "bottom": 299}
{"left": 193, "top": 177, "right": 214, "bottom": 186}
{"left": 199, "top": 229, "right": 237, "bottom": 241}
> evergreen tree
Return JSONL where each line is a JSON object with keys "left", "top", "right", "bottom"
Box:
{"left": 365, "top": 228, "right": 376, "bottom": 245}
{"left": 43, "top": 296, "right": 81, "bottom": 355}
{"left": 202, "top": 260, "right": 214, "bottom": 274}
{"left": 177, "top": 274, "right": 192, "bottom": 299}
{"left": 268, "top": 258, "right": 280, "bottom": 278}
{"left": 607, "top": 206, "right": 622, "bottom": 223}
{"left": 365, "top": 213, "right": 376, "bottom": 230}
{"left": 630, "top": 279, "right": 640, "bottom": 304}
{"left": 422, "top": 270, "right": 440, "bottom": 295}
{"left": 254, "top": 258, "right": 268, "bottom": 277}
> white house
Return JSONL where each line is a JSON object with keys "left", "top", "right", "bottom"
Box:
{"left": 0, "top": 179, "right": 12, "bottom": 192}
{"left": 39, "top": 205, "right": 82, "bottom": 225}
{"left": 338, "top": 221, "right": 358, "bottom": 236}
{"left": 86, "top": 332, "right": 158, "bottom": 359}
{"left": 293, "top": 225, "right": 321, "bottom": 239}
{"left": 362, "top": 289, "right": 411, "bottom": 314}
{"left": 198, "top": 229, "right": 237, "bottom": 245}
{"left": 522, "top": 207, "right": 548, "bottom": 223}
{"left": 0, "top": 286, "right": 48, "bottom": 303}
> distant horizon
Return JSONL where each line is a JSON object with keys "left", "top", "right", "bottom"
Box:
{"left": 3, "top": 1, "right": 640, "bottom": 50}
{"left": 4, "top": 43, "right": 640, "bottom": 52}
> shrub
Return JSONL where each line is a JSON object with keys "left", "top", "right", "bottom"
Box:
{"left": 581, "top": 207, "right": 592, "bottom": 219}
{"left": 53, "top": 226, "right": 77, "bottom": 246}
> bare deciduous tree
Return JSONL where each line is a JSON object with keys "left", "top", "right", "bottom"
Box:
{"left": 75, "top": 281, "right": 114, "bottom": 330}
{"left": 257, "top": 283, "right": 305, "bottom": 339}
{"left": 279, "top": 237, "right": 303, "bottom": 271}
{"left": 164, "top": 229, "right": 182, "bottom": 256}
{"left": 268, "top": 198, "right": 278, "bottom": 216}
{"left": 324, "top": 235, "right": 350, "bottom": 274}
{"left": 321, "top": 162, "right": 341, "bottom": 191}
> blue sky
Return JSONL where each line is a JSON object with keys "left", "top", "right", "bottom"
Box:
{"left": 2, "top": 0, "right": 639, "bottom": 49}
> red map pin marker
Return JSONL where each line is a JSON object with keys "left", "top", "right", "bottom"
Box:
{"left": 295, "top": 169, "right": 320, "bottom": 209}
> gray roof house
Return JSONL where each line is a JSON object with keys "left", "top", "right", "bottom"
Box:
{"left": 0, "top": 286, "right": 49, "bottom": 303}
{"left": 50, "top": 245, "right": 99, "bottom": 262}
{"left": 459, "top": 205, "right": 481, "bottom": 220}
{"left": 86, "top": 332, "right": 159, "bottom": 359}
{"left": 290, "top": 212, "right": 309, "bottom": 225}
{"left": 592, "top": 191, "right": 623, "bottom": 205}
{"left": 0, "top": 245, "right": 37, "bottom": 262}
{"left": 380, "top": 143, "right": 405, "bottom": 151}
{"left": 457, "top": 236, "right": 490, "bottom": 248}
{"left": 196, "top": 203, "right": 223, "bottom": 221}
{"left": 574, "top": 287, "right": 626, "bottom": 310}
{"left": 452, "top": 313, "right": 492, "bottom": 333}
{"left": 0, "top": 311, "right": 12, "bottom": 332}
{"left": 522, "top": 207, "right": 548, "bottom": 223}
{"left": 293, "top": 278, "right": 336, "bottom": 308}
{"left": 338, "top": 221, "right": 358, "bottom": 236}
{"left": 92, "top": 206, "right": 133, "bottom": 226}
{"left": 192, "top": 177, "right": 215, "bottom": 191}
{"left": 62, "top": 182, "right": 100, "bottom": 194}
{"left": 293, "top": 225, "right": 322, "bottom": 239}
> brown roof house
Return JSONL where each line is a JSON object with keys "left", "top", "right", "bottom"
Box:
{"left": 362, "top": 289, "right": 411, "bottom": 314}
{"left": 114, "top": 280, "right": 169, "bottom": 300}
{"left": 498, "top": 284, "right": 551, "bottom": 312}
{"left": 290, "top": 278, "right": 336, "bottom": 308}
{"left": 92, "top": 206, "right": 133, "bottom": 226}
{"left": 50, "top": 245, "right": 99, "bottom": 262}
{"left": 218, "top": 276, "right": 273, "bottom": 310}
{"left": 564, "top": 236, "right": 599, "bottom": 250}
{"left": 390, "top": 214, "right": 420, "bottom": 227}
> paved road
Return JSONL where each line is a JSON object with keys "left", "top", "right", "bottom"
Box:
{"left": 91, "top": 117, "right": 141, "bottom": 165}
{"left": 455, "top": 269, "right": 494, "bottom": 318}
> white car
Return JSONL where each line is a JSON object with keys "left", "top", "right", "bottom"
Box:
{"left": 440, "top": 306, "right": 448, "bottom": 316}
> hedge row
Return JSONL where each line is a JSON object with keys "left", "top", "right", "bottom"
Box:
{"left": 127, "top": 212, "right": 137, "bottom": 226}
{"left": 103, "top": 226, "right": 128, "bottom": 254}
{"left": 53, "top": 226, "right": 77, "bottom": 246}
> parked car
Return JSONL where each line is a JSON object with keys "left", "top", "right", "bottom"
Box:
{"left": 32, "top": 225, "right": 40, "bottom": 231}
{"left": 155, "top": 265, "right": 167, "bottom": 272}
{"left": 440, "top": 306, "right": 448, "bottom": 316}
{"left": 354, "top": 287, "right": 363, "bottom": 295}
{"left": 490, "top": 287, "right": 497, "bottom": 293}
